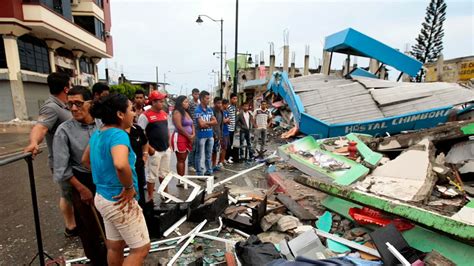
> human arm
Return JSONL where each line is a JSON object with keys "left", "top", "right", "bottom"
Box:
{"left": 53, "top": 127, "right": 74, "bottom": 183}
{"left": 69, "top": 176, "right": 93, "bottom": 205}
{"left": 24, "top": 124, "right": 48, "bottom": 156}
{"left": 111, "top": 143, "right": 136, "bottom": 211}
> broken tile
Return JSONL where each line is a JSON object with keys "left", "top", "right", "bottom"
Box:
{"left": 260, "top": 213, "right": 283, "bottom": 232}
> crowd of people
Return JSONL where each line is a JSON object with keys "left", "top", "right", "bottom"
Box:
{"left": 24, "top": 72, "right": 273, "bottom": 265}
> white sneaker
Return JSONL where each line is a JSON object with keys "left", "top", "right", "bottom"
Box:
{"left": 227, "top": 158, "right": 234, "bottom": 164}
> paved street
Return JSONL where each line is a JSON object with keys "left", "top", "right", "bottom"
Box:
{"left": 0, "top": 124, "right": 273, "bottom": 264}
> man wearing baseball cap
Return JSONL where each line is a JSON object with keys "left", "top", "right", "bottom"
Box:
{"left": 137, "top": 91, "right": 171, "bottom": 200}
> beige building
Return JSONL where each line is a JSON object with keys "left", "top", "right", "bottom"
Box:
{"left": 0, "top": 0, "right": 113, "bottom": 121}
{"left": 425, "top": 55, "right": 474, "bottom": 84}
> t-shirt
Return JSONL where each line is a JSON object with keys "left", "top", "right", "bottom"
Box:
{"left": 128, "top": 125, "right": 148, "bottom": 170}
{"left": 188, "top": 99, "right": 200, "bottom": 123}
{"left": 89, "top": 128, "right": 139, "bottom": 201}
{"left": 223, "top": 110, "right": 230, "bottom": 137}
{"left": 37, "top": 95, "right": 72, "bottom": 168}
{"left": 254, "top": 108, "right": 272, "bottom": 129}
{"left": 227, "top": 105, "right": 237, "bottom": 132}
{"left": 213, "top": 107, "right": 223, "bottom": 139}
{"left": 137, "top": 109, "right": 169, "bottom": 152}
{"left": 195, "top": 105, "right": 214, "bottom": 139}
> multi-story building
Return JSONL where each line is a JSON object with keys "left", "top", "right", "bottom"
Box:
{"left": 0, "top": 0, "right": 113, "bottom": 121}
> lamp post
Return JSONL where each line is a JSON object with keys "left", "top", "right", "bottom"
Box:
{"left": 196, "top": 15, "right": 223, "bottom": 97}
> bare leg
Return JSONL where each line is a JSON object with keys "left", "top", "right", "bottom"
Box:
{"left": 106, "top": 239, "right": 126, "bottom": 266}
{"left": 146, "top": 182, "right": 155, "bottom": 200}
{"left": 212, "top": 152, "right": 217, "bottom": 167}
{"left": 175, "top": 152, "right": 188, "bottom": 176}
{"left": 220, "top": 149, "right": 226, "bottom": 164}
{"left": 60, "top": 197, "right": 76, "bottom": 230}
{"left": 123, "top": 243, "right": 150, "bottom": 266}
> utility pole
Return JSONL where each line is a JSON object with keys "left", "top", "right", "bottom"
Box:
{"left": 155, "top": 66, "right": 159, "bottom": 90}
{"left": 233, "top": 0, "right": 239, "bottom": 95}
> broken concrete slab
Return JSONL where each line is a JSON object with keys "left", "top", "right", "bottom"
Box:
{"left": 276, "top": 215, "right": 302, "bottom": 232}
{"left": 375, "top": 121, "right": 474, "bottom": 151}
{"left": 285, "top": 229, "right": 327, "bottom": 260}
{"left": 357, "top": 139, "right": 437, "bottom": 202}
{"left": 451, "top": 201, "right": 474, "bottom": 225}
{"left": 446, "top": 140, "right": 474, "bottom": 164}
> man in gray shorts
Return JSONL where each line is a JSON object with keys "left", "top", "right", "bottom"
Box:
{"left": 24, "top": 72, "right": 76, "bottom": 237}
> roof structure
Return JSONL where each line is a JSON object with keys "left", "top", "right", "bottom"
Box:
{"left": 324, "top": 28, "right": 422, "bottom": 77}
{"left": 290, "top": 74, "right": 474, "bottom": 124}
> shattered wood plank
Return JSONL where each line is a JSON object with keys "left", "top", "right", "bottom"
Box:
{"left": 276, "top": 194, "right": 317, "bottom": 220}
{"left": 265, "top": 185, "right": 279, "bottom": 197}
{"left": 375, "top": 120, "right": 474, "bottom": 151}
{"left": 295, "top": 175, "right": 474, "bottom": 240}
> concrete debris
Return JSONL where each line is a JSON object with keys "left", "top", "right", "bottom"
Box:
{"left": 260, "top": 213, "right": 283, "bottom": 232}
{"left": 357, "top": 139, "right": 437, "bottom": 202}
{"left": 257, "top": 231, "right": 288, "bottom": 244}
{"left": 446, "top": 140, "right": 474, "bottom": 164}
{"left": 276, "top": 215, "right": 302, "bottom": 232}
{"left": 423, "top": 250, "right": 456, "bottom": 266}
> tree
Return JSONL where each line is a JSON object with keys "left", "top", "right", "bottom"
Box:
{"left": 411, "top": 0, "right": 447, "bottom": 81}
{"left": 110, "top": 83, "right": 143, "bottom": 99}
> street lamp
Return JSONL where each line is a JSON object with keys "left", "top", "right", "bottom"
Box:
{"left": 196, "top": 14, "right": 224, "bottom": 97}
{"left": 233, "top": 0, "right": 239, "bottom": 95}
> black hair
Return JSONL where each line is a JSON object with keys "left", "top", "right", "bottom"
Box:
{"left": 90, "top": 93, "right": 130, "bottom": 125}
{"left": 199, "top": 90, "right": 210, "bottom": 100}
{"left": 68, "top": 86, "right": 92, "bottom": 101}
{"left": 92, "top": 82, "right": 110, "bottom": 96}
{"left": 213, "top": 96, "right": 222, "bottom": 104}
{"left": 230, "top": 93, "right": 237, "bottom": 98}
{"left": 135, "top": 89, "right": 145, "bottom": 96}
{"left": 174, "top": 95, "right": 189, "bottom": 117}
{"left": 47, "top": 72, "right": 70, "bottom": 95}
{"left": 261, "top": 99, "right": 267, "bottom": 104}
{"left": 192, "top": 88, "right": 199, "bottom": 94}
{"left": 242, "top": 101, "right": 249, "bottom": 106}
{"left": 222, "top": 99, "right": 229, "bottom": 104}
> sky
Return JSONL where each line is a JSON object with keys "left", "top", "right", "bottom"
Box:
{"left": 99, "top": 0, "right": 474, "bottom": 95}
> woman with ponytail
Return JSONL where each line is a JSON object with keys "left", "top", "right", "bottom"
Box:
{"left": 83, "top": 93, "right": 150, "bottom": 265}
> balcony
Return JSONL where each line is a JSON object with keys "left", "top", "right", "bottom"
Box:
{"left": 71, "top": 0, "right": 105, "bottom": 22}
{"left": 21, "top": 3, "right": 110, "bottom": 58}
{"left": 23, "top": 0, "right": 73, "bottom": 21}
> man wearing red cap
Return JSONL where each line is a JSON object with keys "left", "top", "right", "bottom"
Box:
{"left": 137, "top": 91, "right": 171, "bottom": 200}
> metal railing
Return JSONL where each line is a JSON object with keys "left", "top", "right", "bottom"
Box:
{"left": 0, "top": 151, "right": 51, "bottom": 266}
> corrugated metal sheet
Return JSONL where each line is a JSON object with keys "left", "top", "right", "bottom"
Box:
{"left": 290, "top": 74, "right": 474, "bottom": 124}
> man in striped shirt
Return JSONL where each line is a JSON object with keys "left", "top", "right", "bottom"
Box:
{"left": 226, "top": 93, "right": 238, "bottom": 163}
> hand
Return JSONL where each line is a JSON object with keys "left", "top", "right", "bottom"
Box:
{"left": 142, "top": 153, "right": 149, "bottom": 163}
{"left": 79, "top": 187, "right": 93, "bottom": 205}
{"left": 24, "top": 143, "right": 39, "bottom": 158}
{"left": 188, "top": 134, "right": 195, "bottom": 142}
{"left": 113, "top": 187, "right": 137, "bottom": 213}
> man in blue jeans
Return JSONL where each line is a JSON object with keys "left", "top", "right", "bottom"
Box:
{"left": 194, "top": 90, "right": 217, "bottom": 175}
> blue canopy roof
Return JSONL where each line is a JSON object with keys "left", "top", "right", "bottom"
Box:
{"left": 324, "top": 28, "right": 422, "bottom": 77}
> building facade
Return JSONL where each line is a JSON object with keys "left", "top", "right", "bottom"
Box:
{"left": 0, "top": 0, "right": 113, "bottom": 121}
{"left": 425, "top": 55, "right": 474, "bottom": 84}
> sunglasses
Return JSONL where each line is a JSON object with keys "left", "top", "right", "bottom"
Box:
{"left": 66, "top": 101, "right": 89, "bottom": 108}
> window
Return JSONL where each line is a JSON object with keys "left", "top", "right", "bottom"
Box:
{"left": 0, "top": 39, "right": 7, "bottom": 68}
{"left": 18, "top": 35, "right": 50, "bottom": 74}
{"left": 79, "top": 57, "right": 94, "bottom": 74}
{"left": 95, "top": 0, "right": 104, "bottom": 8}
{"left": 73, "top": 16, "right": 105, "bottom": 40}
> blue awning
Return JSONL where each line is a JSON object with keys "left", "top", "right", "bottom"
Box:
{"left": 324, "top": 28, "right": 422, "bottom": 77}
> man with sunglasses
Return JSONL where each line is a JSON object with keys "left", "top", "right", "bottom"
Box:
{"left": 24, "top": 72, "right": 77, "bottom": 237}
{"left": 53, "top": 86, "right": 107, "bottom": 264}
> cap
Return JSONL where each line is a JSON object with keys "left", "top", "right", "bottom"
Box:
{"left": 148, "top": 91, "right": 167, "bottom": 101}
